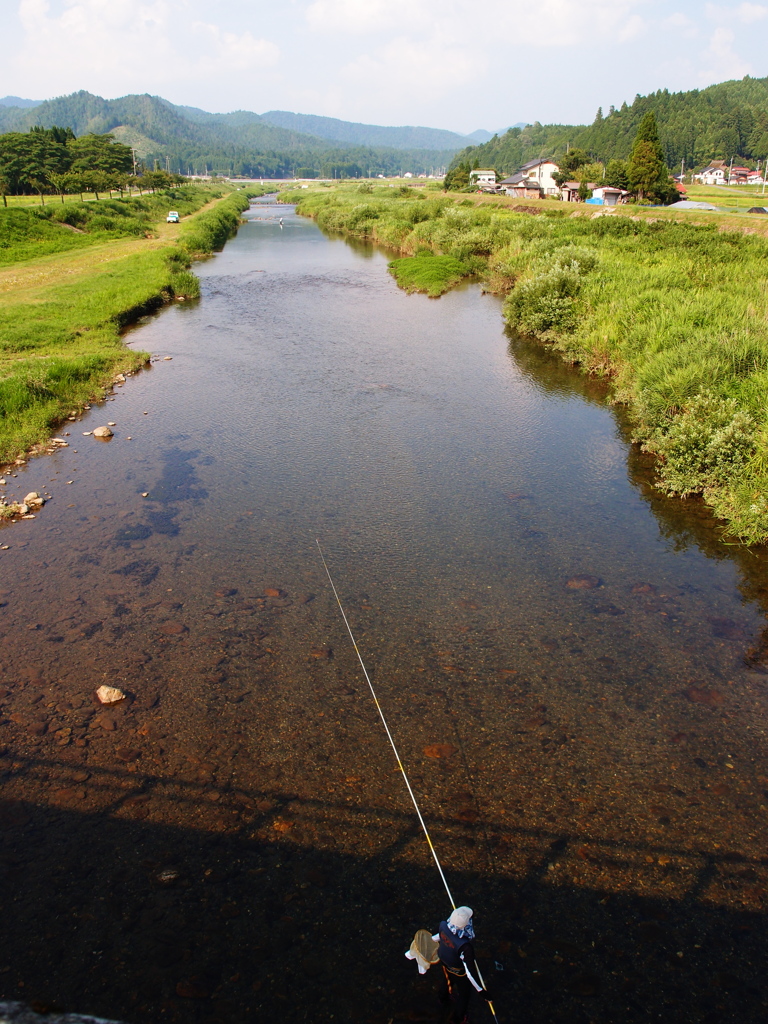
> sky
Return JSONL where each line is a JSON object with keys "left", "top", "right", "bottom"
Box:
{"left": 1, "top": 0, "right": 767, "bottom": 133}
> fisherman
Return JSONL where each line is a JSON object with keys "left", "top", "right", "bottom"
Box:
{"left": 437, "top": 906, "right": 490, "bottom": 1023}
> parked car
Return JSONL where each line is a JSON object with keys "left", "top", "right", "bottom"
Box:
{"left": 166, "top": 211, "right": 180, "bottom": 223}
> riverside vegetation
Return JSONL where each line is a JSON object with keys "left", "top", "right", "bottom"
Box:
{"left": 0, "top": 183, "right": 262, "bottom": 462}
{"left": 281, "top": 184, "right": 768, "bottom": 542}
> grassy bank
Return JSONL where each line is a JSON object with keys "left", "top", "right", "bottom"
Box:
{"left": 0, "top": 186, "right": 263, "bottom": 463}
{"left": 281, "top": 184, "right": 768, "bottom": 543}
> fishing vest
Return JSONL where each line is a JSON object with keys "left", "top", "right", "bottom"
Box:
{"left": 438, "top": 921, "right": 470, "bottom": 976}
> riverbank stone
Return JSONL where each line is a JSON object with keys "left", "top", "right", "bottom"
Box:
{"left": 95, "top": 685, "right": 125, "bottom": 705}
{"left": 93, "top": 426, "right": 114, "bottom": 440}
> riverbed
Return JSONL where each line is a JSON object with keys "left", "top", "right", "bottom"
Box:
{"left": 1, "top": 197, "right": 767, "bottom": 1024}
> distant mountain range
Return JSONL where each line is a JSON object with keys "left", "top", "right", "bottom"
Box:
{"left": 0, "top": 93, "right": 508, "bottom": 177}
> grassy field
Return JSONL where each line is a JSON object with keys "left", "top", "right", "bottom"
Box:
{"left": 281, "top": 183, "right": 768, "bottom": 543}
{"left": 0, "top": 185, "right": 264, "bottom": 463}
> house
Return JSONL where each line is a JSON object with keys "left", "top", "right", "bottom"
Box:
{"left": 498, "top": 172, "right": 545, "bottom": 198}
{"left": 747, "top": 170, "right": 765, "bottom": 185}
{"left": 517, "top": 158, "right": 560, "bottom": 195}
{"left": 469, "top": 169, "right": 497, "bottom": 186}
{"left": 695, "top": 161, "right": 727, "bottom": 185}
{"left": 729, "top": 165, "right": 751, "bottom": 184}
{"left": 560, "top": 181, "right": 586, "bottom": 202}
{"left": 590, "top": 185, "right": 630, "bottom": 206}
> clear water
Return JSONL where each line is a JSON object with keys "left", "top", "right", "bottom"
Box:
{"left": 1, "top": 198, "right": 766, "bottom": 1023}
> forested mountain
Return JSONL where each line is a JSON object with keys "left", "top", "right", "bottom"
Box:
{"left": 449, "top": 76, "right": 768, "bottom": 174}
{"left": 0, "top": 96, "right": 40, "bottom": 108}
{"left": 259, "top": 110, "right": 476, "bottom": 150}
{"left": 0, "top": 92, "right": 458, "bottom": 177}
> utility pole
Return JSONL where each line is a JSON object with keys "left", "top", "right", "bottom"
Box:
{"left": 132, "top": 148, "right": 137, "bottom": 175}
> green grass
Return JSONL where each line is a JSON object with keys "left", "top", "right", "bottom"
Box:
{"left": 0, "top": 185, "right": 229, "bottom": 267}
{"left": 282, "top": 183, "right": 768, "bottom": 543}
{"left": 388, "top": 252, "right": 473, "bottom": 296}
{"left": 0, "top": 185, "right": 269, "bottom": 463}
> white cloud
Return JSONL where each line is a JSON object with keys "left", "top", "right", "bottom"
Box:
{"left": 341, "top": 33, "right": 483, "bottom": 97}
{"left": 192, "top": 22, "right": 280, "bottom": 71}
{"left": 699, "top": 25, "right": 752, "bottom": 81}
{"left": 704, "top": 0, "right": 768, "bottom": 20}
{"left": 11, "top": 0, "right": 280, "bottom": 99}
{"left": 734, "top": 1, "right": 768, "bottom": 19}
{"left": 306, "top": 0, "right": 426, "bottom": 33}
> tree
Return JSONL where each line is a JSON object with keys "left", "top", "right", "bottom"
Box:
{"left": 443, "top": 162, "right": 470, "bottom": 190}
{"left": 604, "top": 158, "right": 629, "bottom": 189}
{"left": 68, "top": 133, "right": 133, "bottom": 174}
{"left": 626, "top": 112, "right": 677, "bottom": 203}
{"left": 553, "top": 148, "right": 589, "bottom": 187}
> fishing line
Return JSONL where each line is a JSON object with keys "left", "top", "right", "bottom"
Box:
{"left": 316, "top": 540, "right": 499, "bottom": 1022}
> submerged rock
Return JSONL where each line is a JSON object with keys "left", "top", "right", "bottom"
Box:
{"left": 95, "top": 684, "right": 125, "bottom": 705}
{"left": 566, "top": 575, "right": 602, "bottom": 590}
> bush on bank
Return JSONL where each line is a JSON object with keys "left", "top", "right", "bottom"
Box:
{"left": 280, "top": 186, "right": 768, "bottom": 542}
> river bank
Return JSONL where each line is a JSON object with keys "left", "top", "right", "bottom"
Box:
{"left": 0, "top": 185, "right": 267, "bottom": 467}
{"left": 280, "top": 185, "right": 768, "bottom": 543}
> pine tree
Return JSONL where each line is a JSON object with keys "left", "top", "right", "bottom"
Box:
{"left": 627, "top": 112, "right": 676, "bottom": 203}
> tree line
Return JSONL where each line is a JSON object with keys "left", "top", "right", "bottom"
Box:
{"left": 448, "top": 75, "right": 768, "bottom": 186}
{"left": 445, "top": 113, "right": 679, "bottom": 205}
{"left": 0, "top": 126, "right": 186, "bottom": 203}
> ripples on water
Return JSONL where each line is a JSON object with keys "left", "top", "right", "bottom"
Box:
{"left": 1, "top": 199, "right": 767, "bottom": 1023}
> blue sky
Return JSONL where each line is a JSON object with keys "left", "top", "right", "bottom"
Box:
{"left": 2, "top": 0, "right": 767, "bottom": 133}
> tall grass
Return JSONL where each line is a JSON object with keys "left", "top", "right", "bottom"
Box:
{"left": 283, "top": 185, "right": 768, "bottom": 542}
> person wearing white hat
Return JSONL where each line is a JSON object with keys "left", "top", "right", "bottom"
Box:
{"left": 436, "top": 906, "right": 490, "bottom": 1023}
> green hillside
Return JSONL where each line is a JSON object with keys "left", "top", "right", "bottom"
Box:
{"left": 0, "top": 92, "right": 458, "bottom": 178}
{"left": 259, "top": 110, "right": 473, "bottom": 150}
{"left": 449, "top": 76, "right": 768, "bottom": 174}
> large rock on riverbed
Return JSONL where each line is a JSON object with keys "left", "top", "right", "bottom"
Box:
{"left": 0, "top": 1003, "right": 128, "bottom": 1024}
{"left": 92, "top": 426, "right": 114, "bottom": 440}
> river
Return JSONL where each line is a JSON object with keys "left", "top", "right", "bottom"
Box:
{"left": 1, "top": 197, "right": 766, "bottom": 1023}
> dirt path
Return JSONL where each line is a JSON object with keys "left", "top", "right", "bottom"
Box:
{"left": 0, "top": 196, "right": 224, "bottom": 300}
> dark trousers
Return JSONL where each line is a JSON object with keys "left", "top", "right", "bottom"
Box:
{"left": 441, "top": 965, "right": 472, "bottom": 1023}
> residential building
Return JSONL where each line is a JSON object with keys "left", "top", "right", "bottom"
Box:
{"left": 469, "top": 169, "right": 497, "bottom": 186}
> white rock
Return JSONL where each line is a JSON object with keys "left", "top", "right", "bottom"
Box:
{"left": 96, "top": 685, "right": 125, "bottom": 705}
{"left": 82, "top": 431, "right": 91, "bottom": 436}
{"left": 93, "top": 426, "right": 114, "bottom": 439}
{"left": 23, "top": 492, "right": 40, "bottom": 503}
{"left": 107, "top": 421, "right": 116, "bottom": 426}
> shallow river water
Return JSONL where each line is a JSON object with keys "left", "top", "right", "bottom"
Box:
{"left": 1, "top": 198, "right": 768, "bottom": 1024}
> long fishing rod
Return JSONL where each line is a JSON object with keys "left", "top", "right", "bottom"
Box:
{"left": 316, "top": 540, "right": 499, "bottom": 1023}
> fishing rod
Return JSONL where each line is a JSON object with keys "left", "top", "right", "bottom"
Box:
{"left": 316, "top": 540, "right": 499, "bottom": 1023}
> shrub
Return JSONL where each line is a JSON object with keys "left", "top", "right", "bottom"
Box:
{"left": 503, "top": 260, "right": 583, "bottom": 337}
{"left": 643, "top": 392, "right": 756, "bottom": 495}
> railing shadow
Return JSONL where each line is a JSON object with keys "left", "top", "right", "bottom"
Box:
{"left": 2, "top": 744, "right": 768, "bottom": 1024}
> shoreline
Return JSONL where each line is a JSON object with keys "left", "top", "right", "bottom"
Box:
{"left": 0, "top": 186, "right": 265, "bottom": 479}
{"left": 280, "top": 185, "right": 768, "bottom": 544}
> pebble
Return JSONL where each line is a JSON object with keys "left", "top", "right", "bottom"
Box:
{"left": 108, "top": 421, "right": 116, "bottom": 426}
{"left": 423, "top": 743, "right": 457, "bottom": 759}
{"left": 566, "top": 575, "right": 602, "bottom": 589}
{"left": 159, "top": 621, "right": 187, "bottom": 635}
{"left": 96, "top": 685, "right": 125, "bottom": 705}
{"left": 683, "top": 685, "right": 724, "bottom": 707}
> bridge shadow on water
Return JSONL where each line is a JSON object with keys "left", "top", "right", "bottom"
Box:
{"left": 1, "top": 748, "right": 767, "bottom": 1024}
